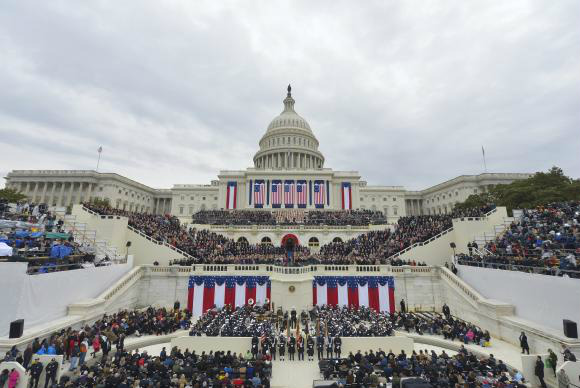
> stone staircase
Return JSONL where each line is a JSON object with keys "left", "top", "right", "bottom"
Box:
{"left": 472, "top": 216, "right": 514, "bottom": 250}
{"left": 54, "top": 210, "right": 124, "bottom": 263}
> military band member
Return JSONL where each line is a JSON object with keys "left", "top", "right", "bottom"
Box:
{"left": 326, "top": 335, "right": 333, "bottom": 358}
{"left": 278, "top": 334, "right": 286, "bottom": 361}
{"left": 316, "top": 334, "right": 324, "bottom": 360}
{"left": 297, "top": 335, "right": 305, "bottom": 361}
{"left": 307, "top": 336, "right": 315, "bottom": 361}
{"left": 334, "top": 335, "right": 342, "bottom": 358}
{"left": 288, "top": 335, "right": 296, "bottom": 361}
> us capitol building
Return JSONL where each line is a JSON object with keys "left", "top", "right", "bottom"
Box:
{"left": 5, "top": 86, "right": 530, "bottom": 224}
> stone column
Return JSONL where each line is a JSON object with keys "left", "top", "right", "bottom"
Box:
{"left": 41, "top": 181, "right": 48, "bottom": 203}
{"left": 58, "top": 182, "right": 66, "bottom": 206}
{"left": 67, "top": 182, "right": 75, "bottom": 206}
{"left": 49, "top": 183, "right": 57, "bottom": 206}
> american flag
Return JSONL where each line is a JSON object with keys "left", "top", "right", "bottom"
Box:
{"left": 271, "top": 181, "right": 282, "bottom": 207}
{"left": 284, "top": 181, "right": 294, "bottom": 207}
{"left": 314, "top": 181, "right": 325, "bottom": 208}
{"left": 254, "top": 181, "right": 265, "bottom": 207}
{"left": 296, "top": 181, "right": 307, "bottom": 208}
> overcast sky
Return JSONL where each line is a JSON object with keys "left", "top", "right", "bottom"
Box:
{"left": 1, "top": 1, "right": 579, "bottom": 190}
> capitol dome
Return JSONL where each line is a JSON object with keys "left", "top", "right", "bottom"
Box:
{"left": 254, "top": 85, "right": 325, "bottom": 170}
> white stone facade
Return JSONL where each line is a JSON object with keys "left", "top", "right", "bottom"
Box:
{"left": 3, "top": 88, "right": 531, "bottom": 222}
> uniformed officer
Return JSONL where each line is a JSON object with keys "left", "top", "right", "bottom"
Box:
{"left": 44, "top": 358, "right": 59, "bottom": 388}
{"left": 297, "top": 335, "right": 305, "bottom": 361}
{"left": 316, "top": 334, "right": 324, "bottom": 360}
{"left": 29, "top": 359, "right": 44, "bottom": 388}
{"left": 307, "top": 336, "right": 315, "bottom": 361}
{"left": 334, "top": 335, "right": 342, "bottom": 359}
{"left": 251, "top": 335, "right": 259, "bottom": 359}
{"left": 326, "top": 335, "right": 333, "bottom": 358}
{"left": 270, "top": 335, "right": 277, "bottom": 361}
{"left": 288, "top": 335, "right": 296, "bottom": 361}
{"left": 278, "top": 334, "right": 286, "bottom": 361}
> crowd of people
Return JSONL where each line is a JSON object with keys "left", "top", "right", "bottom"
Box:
{"left": 457, "top": 202, "right": 580, "bottom": 277}
{"left": 83, "top": 202, "right": 497, "bottom": 267}
{"left": 320, "top": 347, "right": 525, "bottom": 388}
{"left": 191, "top": 209, "right": 387, "bottom": 226}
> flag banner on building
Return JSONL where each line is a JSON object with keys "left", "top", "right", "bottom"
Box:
{"left": 271, "top": 180, "right": 282, "bottom": 208}
{"left": 312, "top": 276, "right": 395, "bottom": 313}
{"left": 226, "top": 181, "right": 237, "bottom": 209}
{"left": 341, "top": 182, "right": 352, "bottom": 210}
{"left": 187, "top": 275, "right": 271, "bottom": 316}
{"left": 253, "top": 180, "right": 265, "bottom": 208}
{"left": 284, "top": 180, "right": 295, "bottom": 208}
{"left": 296, "top": 180, "right": 307, "bottom": 208}
{"left": 314, "top": 180, "right": 325, "bottom": 208}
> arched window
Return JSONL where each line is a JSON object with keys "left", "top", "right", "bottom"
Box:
{"left": 261, "top": 236, "right": 272, "bottom": 245}
{"left": 332, "top": 237, "right": 343, "bottom": 243}
{"left": 308, "top": 237, "right": 319, "bottom": 247}
{"left": 237, "top": 237, "right": 248, "bottom": 244}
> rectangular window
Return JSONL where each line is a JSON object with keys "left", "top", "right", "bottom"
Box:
{"left": 179, "top": 207, "right": 184, "bottom": 214}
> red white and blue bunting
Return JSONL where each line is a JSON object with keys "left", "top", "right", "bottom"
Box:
{"left": 312, "top": 276, "right": 395, "bottom": 313}
{"left": 187, "top": 276, "right": 271, "bottom": 316}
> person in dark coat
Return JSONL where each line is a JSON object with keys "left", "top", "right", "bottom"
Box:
{"left": 23, "top": 345, "right": 33, "bottom": 370}
{"left": 535, "top": 356, "right": 547, "bottom": 388}
{"left": 400, "top": 300, "right": 406, "bottom": 313}
{"left": 288, "top": 335, "right": 296, "bottom": 361}
{"left": 316, "top": 335, "right": 324, "bottom": 360}
{"left": 307, "top": 336, "right": 315, "bottom": 361}
{"left": 29, "top": 359, "right": 43, "bottom": 388}
{"left": 519, "top": 332, "right": 530, "bottom": 354}
{"left": 442, "top": 304, "right": 451, "bottom": 318}
{"left": 278, "top": 335, "right": 286, "bottom": 361}
{"left": 44, "top": 358, "right": 59, "bottom": 388}
{"left": 334, "top": 336, "right": 342, "bottom": 359}
{"left": 326, "top": 336, "right": 333, "bottom": 359}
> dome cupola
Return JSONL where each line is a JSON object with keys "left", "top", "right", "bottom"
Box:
{"left": 253, "top": 85, "right": 325, "bottom": 170}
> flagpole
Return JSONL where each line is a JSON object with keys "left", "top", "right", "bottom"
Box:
{"left": 96, "top": 146, "right": 103, "bottom": 172}
{"left": 481, "top": 146, "right": 487, "bottom": 173}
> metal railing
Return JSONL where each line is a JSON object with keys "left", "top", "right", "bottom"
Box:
{"left": 457, "top": 259, "right": 580, "bottom": 278}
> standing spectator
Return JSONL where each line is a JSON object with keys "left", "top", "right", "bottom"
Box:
{"left": 23, "top": 345, "right": 33, "bottom": 370}
{"left": 400, "top": 300, "right": 406, "bottom": 313}
{"left": 79, "top": 338, "right": 88, "bottom": 366}
{"left": 548, "top": 349, "right": 558, "bottom": 377}
{"left": 442, "top": 303, "right": 451, "bottom": 319}
{"left": 557, "top": 368, "right": 570, "bottom": 388}
{"left": 535, "top": 356, "right": 547, "bottom": 388}
{"left": 8, "top": 369, "right": 19, "bottom": 388}
{"left": 519, "top": 332, "right": 530, "bottom": 354}
{"left": 0, "top": 370, "right": 8, "bottom": 388}
{"left": 69, "top": 342, "right": 80, "bottom": 371}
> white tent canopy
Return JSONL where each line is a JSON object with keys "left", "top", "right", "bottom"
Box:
{"left": 0, "top": 242, "right": 13, "bottom": 257}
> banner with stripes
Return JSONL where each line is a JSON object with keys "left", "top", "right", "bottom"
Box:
{"left": 253, "top": 180, "right": 265, "bottom": 208}
{"left": 314, "top": 180, "right": 325, "bottom": 208}
{"left": 341, "top": 182, "right": 352, "bottom": 210}
{"left": 296, "top": 180, "right": 307, "bottom": 208}
{"left": 284, "top": 180, "right": 295, "bottom": 208}
{"left": 271, "top": 180, "right": 282, "bottom": 208}
{"left": 187, "top": 276, "right": 271, "bottom": 316}
{"left": 312, "top": 276, "right": 395, "bottom": 313}
{"left": 226, "top": 181, "right": 237, "bottom": 209}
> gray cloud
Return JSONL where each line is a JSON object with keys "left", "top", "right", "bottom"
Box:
{"left": 1, "top": 0, "right": 579, "bottom": 190}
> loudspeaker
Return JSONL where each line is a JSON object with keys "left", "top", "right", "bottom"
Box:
{"left": 174, "top": 301, "right": 180, "bottom": 311}
{"left": 449, "top": 242, "right": 456, "bottom": 249}
{"left": 563, "top": 320, "right": 578, "bottom": 338}
{"left": 9, "top": 319, "right": 24, "bottom": 339}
